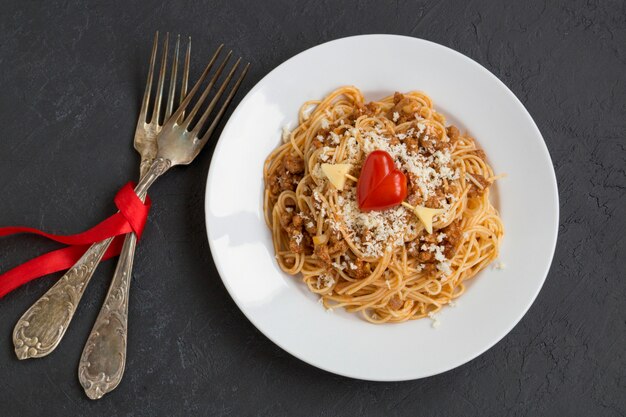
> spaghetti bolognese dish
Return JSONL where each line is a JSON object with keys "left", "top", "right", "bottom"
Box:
{"left": 263, "top": 86, "right": 503, "bottom": 323}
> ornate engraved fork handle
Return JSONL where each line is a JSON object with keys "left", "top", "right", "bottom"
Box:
{"left": 79, "top": 157, "right": 170, "bottom": 399}
{"left": 12, "top": 158, "right": 171, "bottom": 360}
{"left": 13, "top": 238, "right": 115, "bottom": 360}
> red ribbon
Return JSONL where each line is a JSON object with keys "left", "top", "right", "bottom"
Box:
{"left": 0, "top": 182, "right": 151, "bottom": 298}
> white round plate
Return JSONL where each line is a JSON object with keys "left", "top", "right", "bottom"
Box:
{"left": 205, "top": 35, "right": 558, "bottom": 381}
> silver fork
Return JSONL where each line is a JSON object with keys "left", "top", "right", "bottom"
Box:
{"left": 12, "top": 32, "right": 190, "bottom": 360}
{"left": 78, "top": 46, "right": 249, "bottom": 399}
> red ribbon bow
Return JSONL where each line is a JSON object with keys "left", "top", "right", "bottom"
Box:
{"left": 0, "top": 182, "right": 151, "bottom": 298}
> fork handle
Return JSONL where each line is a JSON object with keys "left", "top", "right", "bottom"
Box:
{"left": 13, "top": 238, "right": 115, "bottom": 359}
{"left": 78, "top": 211, "right": 140, "bottom": 399}
{"left": 12, "top": 158, "right": 171, "bottom": 360}
{"left": 78, "top": 158, "right": 170, "bottom": 399}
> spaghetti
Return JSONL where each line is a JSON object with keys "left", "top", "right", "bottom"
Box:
{"left": 264, "top": 86, "right": 503, "bottom": 323}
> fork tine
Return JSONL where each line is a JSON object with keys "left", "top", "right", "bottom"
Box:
{"left": 181, "top": 51, "right": 232, "bottom": 130}
{"left": 164, "top": 35, "right": 180, "bottom": 120}
{"left": 169, "top": 44, "right": 224, "bottom": 124}
{"left": 190, "top": 58, "right": 241, "bottom": 137}
{"left": 139, "top": 32, "right": 159, "bottom": 123}
{"left": 150, "top": 32, "right": 170, "bottom": 125}
{"left": 198, "top": 62, "right": 250, "bottom": 143}
{"left": 179, "top": 37, "right": 191, "bottom": 121}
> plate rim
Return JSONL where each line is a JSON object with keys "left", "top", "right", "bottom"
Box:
{"left": 205, "top": 34, "right": 559, "bottom": 381}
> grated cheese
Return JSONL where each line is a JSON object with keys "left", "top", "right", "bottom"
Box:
{"left": 437, "top": 261, "right": 452, "bottom": 276}
{"left": 281, "top": 126, "right": 291, "bottom": 142}
{"left": 316, "top": 273, "right": 335, "bottom": 289}
{"left": 332, "top": 262, "right": 345, "bottom": 271}
{"left": 337, "top": 188, "right": 409, "bottom": 258}
{"left": 427, "top": 311, "right": 441, "bottom": 329}
{"left": 358, "top": 127, "right": 457, "bottom": 199}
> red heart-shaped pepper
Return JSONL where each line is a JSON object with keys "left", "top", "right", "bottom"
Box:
{"left": 357, "top": 150, "right": 408, "bottom": 211}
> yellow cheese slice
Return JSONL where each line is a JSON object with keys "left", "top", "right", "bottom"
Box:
{"left": 321, "top": 163, "right": 352, "bottom": 190}
{"left": 412, "top": 205, "right": 445, "bottom": 234}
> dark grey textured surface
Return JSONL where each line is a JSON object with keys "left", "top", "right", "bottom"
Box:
{"left": 0, "top": 0, "right": 624, "bottom": 416}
